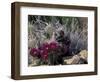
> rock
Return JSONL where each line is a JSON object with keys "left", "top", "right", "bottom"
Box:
{"left": 78, "top": 58, "right": 88, "bottom": 64}
{"left": 64, "top": 55, "right": 80, "bottom": 64}
{"left": 78, "top": 50, "right": 88, "bottom": 61}
{"left": 64, "top": 50, "right": 88, "bottom": 64}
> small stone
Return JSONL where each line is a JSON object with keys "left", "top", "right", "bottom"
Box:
{"left": 64, "top": 55, "right": 80, "bottom": 64}
{"left": 78, "top": 50, "right": 88, "bottom": 61}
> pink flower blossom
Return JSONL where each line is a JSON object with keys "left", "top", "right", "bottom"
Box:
{"left": 39, "top": 49, "right": 48, "bottom": 60}
{"left": 30, "top": 48, "right": 39, "bottom": 57}
{"left": 49, "top": 42, "right": 58, "bottom": 50}
{"left": 42, "top": 42, "right": 50, "bottom": 51}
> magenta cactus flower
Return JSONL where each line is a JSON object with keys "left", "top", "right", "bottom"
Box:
{"left": 42, "top": 42, "right": 50, "bottom": 51}
{"left": 30, "top": 48, "right": 39, "bottom": 57}
{"left": 49, "top": 42, "right": 58, "bottom": 50}
{"left": 39, "top": 49, "right": 48, "bottom": 60}
{"left": 42, "top": 51, "right": 48, "bottom": 60}
{"left": 37, "top": 42, "right": 60, "bottom": 61}
{"left": 38, "top": 43, "right": 50, "bottom": 60}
